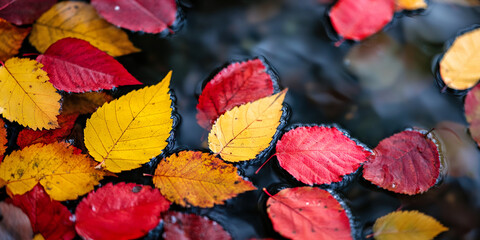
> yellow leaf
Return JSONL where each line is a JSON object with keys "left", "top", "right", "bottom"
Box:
{"left": 373, "top": 210, "right": 448, "bottom": 240}
{"left": 396, "top": 0, "right": 428, "bottom": 10}
{"left": 440, "top": 28, "right": 480, "bottom": 90}
{"left": 153, "top": 151, "right": 256, "bottom": 207}
{"left": 33, "top": 234, "right": 45, "bottom": 240}
{"left": 29, "top": 1, "right": 139, "bottom": 57}
{"left": 84, "top": 72, "right": 173, "bottom": 172}
{"left": 0, "top": 58, "right": 60, "bottom": 130}
{"left": 0, "top": 142, "right": 110, "bottom": 201}
{"left": 61, "top": 92, "right": 113, "bottom": 115}
{"left": 0, "top": 19, "right": 30, "bottom": 62}
{"left": 208, "top": 90, "right": 287, "bottom": 162}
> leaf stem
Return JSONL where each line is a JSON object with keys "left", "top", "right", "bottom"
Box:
{"left": 255, "top": 153, "right": 276, "bottom": 174}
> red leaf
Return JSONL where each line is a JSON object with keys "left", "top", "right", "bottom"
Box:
{"left": 0, "top": 0, "right": 57, "bottom": 25}
{"left": 363, "top": 130, "right": 441, "bottom": 195}
{"left": 75, "top": 182, "right": 171, "bottom": 240}
{"left": 266, "top": 187, "right": 352, "bottom": 240}
{"left": 91, "top": 0, "right": 177, "bottom": 34}
{"left": 276, "top": 126, "right": 370, "bottom": 185}
{"left": 36, "top": 38, "right": 142, "bottom": 93}
{"left": 8, "top": 184, "right": 75, "bottom": 240}
{"left": 0, "top": 118, "right": 6, "bottom": 159}
{"left": 329, "top": 0, "right": 395, "bottom": 41}
{"left": 16, "top": 114, "right": 78, "bottom": 149}
{"left": 196, "top": 59, "right": 275, "bottom": 129}
{"left": 465, "top": 84, "right": 480, "bottom": 147}
{"left": 162, "top": 211, "right": 232, "bottom": 240}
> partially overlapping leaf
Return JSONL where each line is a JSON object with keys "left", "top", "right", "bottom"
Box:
{"left": 465, "top": 84, "right": 480, "bottom": 146}
{"left": 0, "top": 0, "right": 57, "bottom": 25}
{"left": 153, "top": 151, "right": 256, "bottom": 207}
{"left": 0, "top": 19, "right": 30, "bottom": 61}
{"left": 0, "top": 202, "right": 33, "bottom": 240}
{"left": 84, "top": 72, "right": 173, "bottom": 172}
{"left": 396, "top": 0, "right": 427, "bottom": 10}
{"left": 61, "top": 92, "right": 113, "bottom": 115}
{"left": 163, "top": 211, "right": 232, "bottom": 240}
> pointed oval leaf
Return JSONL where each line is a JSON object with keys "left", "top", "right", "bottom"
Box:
{"left": 0, "top": 19, "right": 30, "bottom": 61}
{"left": 84, "top": 72, "right": 173, "bottom": 172}
{"left": 61, "top": 92, "right": 113, "bottom": 115}
{"left": 153, "top": 151, "right": 256, "bottom": 208}
{"left": 37, "top": 38, "right": 142, "bottom": 92}
{"left": 396, "top": 0, "right": 427, "bottom": 10}
{"left": 29, "top": 1, "right": 139, "bottom": 57}
{"left": 276, "top": 126, "right": 371, "bottom": 185}
{"left": 91, "top": 0, "right": 177, "bottom": 34}
{"left": 0, "top": 118, "right": 6, "bottom": 158}
{"left": 373, "top": 211, "right": 448, "bottom": 240}
{"left": 0, "top": 142, "right": 109, "bottom": 201}
{"left": 0, "top": 57, "right": 61, "bottom": 130}
{"left": 163, "top": 211, "right": 232, "bottom": 240}
{"left": 75, "top": 182, "right": 170, "bottom": 240}
{"left": 0, "top": 0, "right": 57, "bottom": 25}
{"left": 465, "top": 84, "right": 480, "bottom": 146}
{"left": 0, "top": 202, "right": 33, "bottom": 240}
{"left": 196, "top": 59, "right": 275, "bottom": 129}
{"left": 208, "top": 90, "right": 287, "bottom": 162}
{"left": 266, "top": 187, "right": 352, "bottom": 240}
{"left": 363, "top": 130, "right": 440, "bottom": 195}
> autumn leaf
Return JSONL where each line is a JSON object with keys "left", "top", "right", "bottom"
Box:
{"left": 0, "top": 202, "right": 33, "bottom": 240}
{"left": 8, "top": 184, "right": 75, "bottom": 240}
{"left": 61, "top": 92, "right": 113, "bottom": 115}
{"left": 0, "top": 142, "right": 110, "bottom": 201}
{"left": 465, "top": 84, "right": 480, "bottom": 146}
{"left": 396, "top": 0, "right": 428, "bottom": 10}
{"left": 196, "top": 58, "right": 275, "bottom": 129}
{"left": 276, "top": 125, "right": 371, "bottom": 185}
{"left": 163, "top": 211, "right": 232, "bottom": 240}
{"left": 29, "top": 1, "right": 140, "bottom": 57}
{"left": 0, "top": 0, "right": 57, "bottom": 25}
{"left": 373, "top": 210, "right": 448, "bottom": 240}
{"left": 439, "top": 28, "right": 480, "bottom": 90}
{"left": 266, "top": 187, "right": 352, "bottom": 240}
{"left": 84, "top": 71, "right": 173, "bottom": 172}
{"left": 0, "top": 19, "right": 30, "bottom": 62}
{"left": 208, "top": 90, "right": 287, "bottom": 162}
{"left": 363, "top": 130, "right": 441, "bottom": 195}
{"left": 0, "top": 57, "right": 61, "bottom": 130}
{"left": 0, "top": 118, "right": 6, "bottom": 158}
{"left": 153, "top": 151, "right": 256, "bottom": 207}
{"left": 75, "top": 182, "right": 170, "bottom": 240}
{"left": 91, "top": 0, "right": 177, "bottom": 34}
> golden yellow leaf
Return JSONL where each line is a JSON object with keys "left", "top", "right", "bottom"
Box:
{"left": 33, "top": 234, "right": 45, "bottom": 240}
{"left": 29, "top": 1, "right": 139, "bottom": 57}
{"left": 153, "top": 151, "right": 256, "bottom": 207}
{"left": 0, "top": 142, "right": 110, "bottom": 201}
{"left": 396, "top": 0, "right": 428, "bottom": 10}
{"left": 61, "top": 92, "right": 113, "bottom": 115}
{"left": 0, "top": 58, "right": 60, "bottom": 130}
{"left": 440, "top": 28, "right": 480, "bottom": 90}
{"left": 208, "top": 90, "right": 287, "bottom": 162}
{"left": 0, "top": 19, "right": 30, "bottom": 62}
{"left": 84, "top": 72, "right": 173, "bottom": 172}
{"left": 373, "top": 210, "right": 448, "bottom": 240}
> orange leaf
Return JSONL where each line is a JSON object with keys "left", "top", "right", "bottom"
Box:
{"left": 61, "top": 92, "right": 113, "bottom": 115}
{"left": 396, "top": 0, "right": 427, "bottom": 10}
{"left": 0, "top": 118, "right": 6, "bottom": 158}
{"left": 0, "top": 19, "right": 30, "bottom": 62}
{"left": 153, "top": 151, "right": 256, "bottom": 207}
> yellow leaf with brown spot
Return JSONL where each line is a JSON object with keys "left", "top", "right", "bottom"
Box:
{"left": 29, "top": 1, "right": 139, "bottom": 57}
{"left": 61, "top": 92, "right": 113, "bottom": 115}
{"left": 84, "top": 72, "right": 173, "bottom": 173}
{"left": 0, "top": 142, "right": 110, "bottom": 201}
{"left": 208, "top": 90, "right": 287, "bottom": 162}
{"left": 153, "top": 151, "right": 256, "bottom": 207}
{"left": 0, "top": 58, "right": 60, "bottom": 130}
{"left": 396, "top": 0, "right": 427, "bottom": 10}
{"left": 0, "top": 19, "right": 30, "bottom": 62}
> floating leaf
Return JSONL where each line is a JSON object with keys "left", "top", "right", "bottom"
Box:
{"left": 373, "top": 210, "right": 448, "bottom": 240}
{"left": 196, "top": 59, "right": 275, "bottom": 129}
{"left": 91, "top": 0, "right": 177, "bottom": 34}
{"left": 75, "top": 182, "right": 170, "bottom": 240}
{"left": 465, "top": 84, "right": 480, "bottom": 146}
{"left": 0, "top": 142, "right": 109, "bottom": 201}
{"left": 153, "top": 151, "right": 256, "bottom": 208}
{"left": 329, "top": 0, "right": 395, "bottom": 41}
{"left": 8, "top": 184, "right": 75, "bottom": 240}
{"left": 439, "top": 28, "right": 480, "bottom": 90}
{"left": 208, "top": 90, "right": 286, "bottom": 162}
{"left": 0, "top": 19, "right": 30, "bottom": 62}
{"left": 163, "top": 211, "right": 232, "bottom": 240}
{"left": 276, "top": 125, "right": 370, "bottom": 185}
{"left": 84, "top": 72, "right": 173, "bottom": 172}
{"left": 0, "top": 57, "right": 61, "bottom": 130}
{"left": 29, "top": 1, "right": 140, "bottom": 57}
{"left": 61, "top": 92, "right": 113, "bottom": 115}
{"left": 396, "top": 0, "right": 427, "bottom": 10}
{"left": 266, "top": 187, "right": 352, "bottom": 240}
{"left": 0, "top": 118, "right": 6, "bottom": 158}
{"left": 0, "top": 0, "right": 57, "bottom": 25}
{"left": 363, "top": 130, "right": 440, "bottom": 195}
{"left": 0, "top": 202, "right": 33, "bottom": 240}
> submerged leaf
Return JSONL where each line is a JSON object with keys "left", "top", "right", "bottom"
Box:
{"left": 0, "top": 19, "right": 30, "bottom": 62}
{"left": 61, "top": 92, "right": 113, "bottom": 115}
{"left": 465, "top": 84, "right": 480, "bottom": 146}
{"left": 163, "top": 211, "right": 232, "bottom": 240}
{"left": 0, "top": 0, "right": 57, "bottom": 25}
{"left": 0, "top": 202, "right": 33, "bottom": 240}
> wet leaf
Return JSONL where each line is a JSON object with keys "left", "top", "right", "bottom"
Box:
{"left": 153, "top": 151, "right": 256, "bottom": 207}
{"left": 0, "top": 19, "right": 30, "bottom": 62}
{"left": 84, "top": 72, "right": 173, "bottom": 172}
{"left": 29, "top": 1, "right": 140, "bottom": 57}
{"left": 0, "top": 118, "right": 6, "bottom": 158}
{"left": 373, "top": 210, "right": 448, "bottom": 240}
{"left": 465, "top": 84, "right": 480, "bottom": 146}
{"left": 196, "top": 59, "right": 275, "bottom": 129}
{"left": 0, "top": 57, "right": 61, "bottom": 130}
{"left": 61, "top": 92, "right": 113, "bottom": 115}
{"left": 208, "top": 90, "right": 286, "bottom": 162}
{"left": 276, "top": 125, "right": 370, "bottom": 185}
{"left": 0, "top": 202, "right": 33, "bottom": 240}
{"left": 363, "top": 130, "right": 440, "bottom": 195}
{"left": 37, "top": 38, "right": 142, "bottom": 92}
{"left": 91, "top": 0, "right": 177, "bottom": 34}
{"left": 0, "top": 142, "right": 109, "bottom": 201}
{"left": 75, "top": 182, "right": 170, "bottom": 240}
{"left": 0, "top": 0, "right": 56, "bottom": 25}
{"left": 396, "top": 0, "right": 427, "bottom": 10}
{"left": 266, "top": 187, "right": 352, "bottom": 240}
{"left": 163, "top": 211, "right": 232, "bottom": 240}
